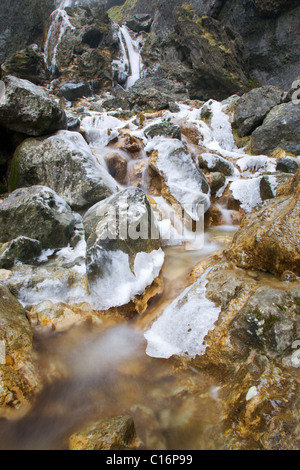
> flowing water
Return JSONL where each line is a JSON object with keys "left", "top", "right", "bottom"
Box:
{"left": 0, "top": 5, "right": 285, "bottom": 449}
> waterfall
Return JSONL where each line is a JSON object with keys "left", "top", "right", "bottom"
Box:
{"left": 119, "top": 26, "right": 142, "bottom": 89}
{"left": 44, "top": 6, "right": 75, "bottom": 75}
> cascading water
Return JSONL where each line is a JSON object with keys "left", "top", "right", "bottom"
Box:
{"left": 44, "top": 5, "right": 75, "bottom": 75}
{"left": 112, "top": 25, "right": 143, "bottom": 89}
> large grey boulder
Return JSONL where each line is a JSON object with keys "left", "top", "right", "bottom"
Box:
{"left": 127, "top": 77, "right": 188, "bottom": 111}
{"left": 251, "top": 102, "right": 300, "bottom": 155}
{"left": 83, "top": 187, "right": 163, "bottom": 311}
{"left": 0, "top": 186, "right": 75, "bottom": 250}
{"left": 11, "top": 131, "right": 118, "bottom": 210}
{"left": 0, "top": 75, "right": 66, "bottom": 136}
{"left": 233, "top": 86, "right": 284, "bottom": 136}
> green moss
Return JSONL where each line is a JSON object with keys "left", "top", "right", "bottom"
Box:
{"left": 232, "top": 128, "right": 251, "bottom": 149}
{"left": 264, "top": 314, "right": 281, "bottom": 331}
{"left": 108, "top": 0, "right": 139, "bottom": 23}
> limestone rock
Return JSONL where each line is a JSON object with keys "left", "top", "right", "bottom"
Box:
{"left": 0, "top": 186, "right": 75, "bottom": 250}
{"left": 10, "top": 131, "right": 118, "bottom": 210}
{"left": 232, "top": 86, "right": 283, "bottom": 137}
{"left": 1, "top": 46, "right": 50, "bottom": 86}
{"left": 83, "top": 187, "right": 164, "bottom": 311}
{"left": 144, "top": 121, "right": 182, "bottom": 140}
{"left": 0, "top": 237, "right": 42, "bottom": 269}
{"left": 251, "top": 101, "right": 300, "bottom": 156}
{"left": 0, "top": 75, "right": 66, "bottom": 136}
{"left": 69, "top": 415, "right": 138, "bottom": 450}
{"left": 0, "top": 285, "right": 41, "bottom": 414}
{"left": 227, "top": 170, "right": 300, "bottom": 276}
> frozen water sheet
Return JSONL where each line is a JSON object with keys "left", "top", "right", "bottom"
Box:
{"left": 145, "top": 271, "right": 221, "bottom": 359}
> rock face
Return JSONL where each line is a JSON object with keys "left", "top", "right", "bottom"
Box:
{"left": 11, "top": 131, "right": 118, "bottom": 210}
{"left": 0, "top": 76, "right": 67, "bottom": 137}
{"left": 125, "top": 14, "right": 153, "bottom": 33}
{"left": 0, "top": 186, "right": 75, "bottom": 250}
{"left": 0, "top": 0, "right": 55, "bottom": 63}
{"left": 197, "top": 259, "right": 300, "bottom": 450}
{"left": 112, "top": 0, "right": 300, "bottom": 91}
{"left": 141, "top": 5, "right": 250, "bottom": 101}
{"left": 1, "top": 47, "right": 50, "bottom": 86}
{"left": 0, "top": 285, "right": 41, "bottom": 414}
{"left": 69, "top": 415, "right": 138, "bottom": 450}
{"left": 83, "top": 187, "right": 163, "bottom": 312}
{"left": 252, "top": 0, "right": 298, "bottom": 16}
{"left": 251, "top": 102, "right": 300, "bottom": 155}
{"left": 227, "top": 170, "right": 300, "bottom": 276}
{"left": 218, "top": 0, "right": 300, "bottom": 89}
{"left": 232, "top": 86, "right": 284, "bottom": 137}
{"left": 44, "top": 4, "right": 119, "bottom": 92}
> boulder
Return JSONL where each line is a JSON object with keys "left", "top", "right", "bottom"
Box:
{"left": 251, "top": 102, "right": 300, "bottom": 155}
{"left": 83, "top": 187, "right": 164, "bottom": 311}
{"left": 147, "top": 137, "right": 210, "bottom": 218}
{"left": 207, "top": 172, "right": 226, "bottom": 198}
{"left": 198, "top": 153, "right": 235, "bottom": 176}
{"left": 232, "top": 86, "right": 284, "bottom": 137}
{"left": 127, "top": 76, "right": 188, "bottom": 111}
{"left": 0, "top": 75, "right": 66, "bottom": 136}
{"left": 227, "top": 169, "right": 300, "bottom": 276}
{"left": 69, "top": 415, "right": 138, "bottom": 450}
{"left": 259, "top": 173, "right": 293, "bottom": 200}
{"left": 0, "top": 237, "right": 42, "bottom": 269}
{"left": 144, "top": 121, "right": 182, "bottom": 140}
{"left": 1, "top": 46, "right": 50, "bottom": 86}
{"left": 57, "top": 81, "right": 93, "bottom": 102}
{"left": 0, "top": 285, "right": 41, "bottom": 413}
{"left": 0, "top": 186, "right": 75, "bottom": 250}
{"left": 10, "top": 131, "right": 118, "bottom": 210}
{"left": 276, "top": 156, "right": 300, "bottom": 174}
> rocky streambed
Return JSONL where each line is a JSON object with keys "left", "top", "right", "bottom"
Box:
{"left": 0, "top": 1, "right": 299, "bottom": 451}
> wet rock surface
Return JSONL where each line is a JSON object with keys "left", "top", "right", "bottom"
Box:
{"left": 0, "top": 186, "right": 75, "bottom": 250}
{"left": 0, "top": 285, "right": 41, "bottom": 415}
{"left": 10, "top": 131, "right": 118, "bottom": 210}
{"left": 0, "top": 76, "right": 66, "bottom": 137}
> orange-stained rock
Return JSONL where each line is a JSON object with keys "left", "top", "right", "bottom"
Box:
{"left": 105, "top": 152, "right": 128, "bottom": 185}
{"left": 69, "top": 415, "right": 139, "bottom": 450}
{"left": 226, "top": 169, "right": 300, "bottom": 276}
